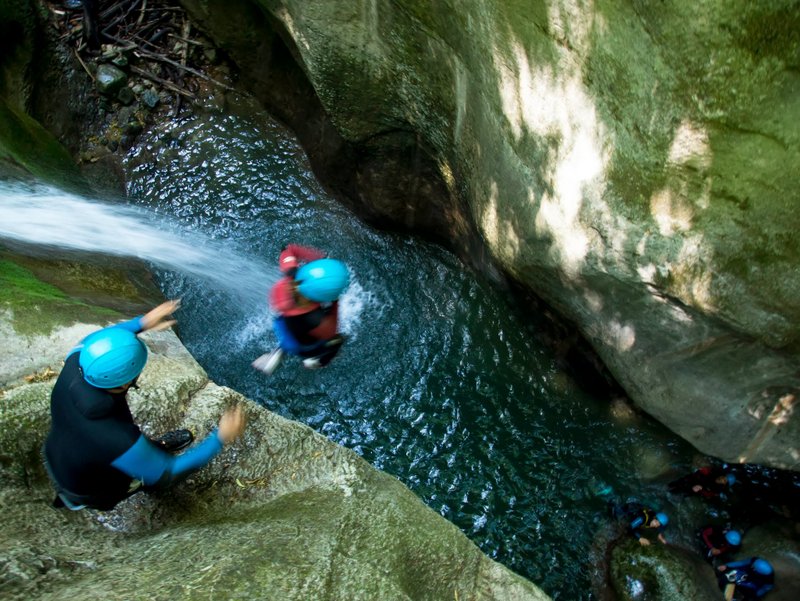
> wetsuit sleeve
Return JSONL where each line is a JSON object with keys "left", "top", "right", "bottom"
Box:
{"left": 755, "top": 584, "right": 774, "bottom": 597}
{"left": 116, "top": 316, "right": 145, "bottom": 334}
{"left": 628, "top": 516, "right": 644, "bottom": 539}
{"left": 111, "top": 431, "right": 223, "bottom": 487}
{"left": 724, "top": 559, "right": 751, "bottom": 569}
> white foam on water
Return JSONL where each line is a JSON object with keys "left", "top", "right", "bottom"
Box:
{"left": 338, "top": 277, "right": 385, "bottom": 338}
{"left": 232, "top": 307, "right": 274, "bottom": 350}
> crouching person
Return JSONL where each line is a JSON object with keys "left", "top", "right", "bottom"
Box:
{"left": 44, "top": 300, "right": 246, "bottom": 511}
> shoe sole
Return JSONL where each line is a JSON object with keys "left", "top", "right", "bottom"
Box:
{"left": 253, "top": 350, "right": 283, "bottom": 375}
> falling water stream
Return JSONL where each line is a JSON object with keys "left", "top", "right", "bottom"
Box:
{"left": 0, "top": 182, "right": 278, "bottom": 307}
{"left": 0, "top": 97, "right": 703, "bottom": 599}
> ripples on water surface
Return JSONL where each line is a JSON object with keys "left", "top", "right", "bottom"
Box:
{"left": 124, "top": 97, "right": 697, "bottom": 598}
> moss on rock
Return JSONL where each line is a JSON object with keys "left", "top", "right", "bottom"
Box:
{"left": 609, "top": 538, "right": 720, "bottom": 601}
{"left": 0, "top": 259, "right": 118, "bottom": 337}
{"left": 0, "top": 98, "right": 88, "bottom": 194}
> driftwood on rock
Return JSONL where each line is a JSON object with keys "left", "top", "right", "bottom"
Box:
{"left": 46, "top": 0, "right": 231, "bottom": 109}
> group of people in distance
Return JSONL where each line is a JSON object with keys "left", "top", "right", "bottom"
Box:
{"left": 610, "top": 465, "right": 775, "bottom": 600}
{"left": 45, "top": 244, "right": 348, "bottom": 512}
{"left": 668, "top": 466, "right": 776, "bottom": 600}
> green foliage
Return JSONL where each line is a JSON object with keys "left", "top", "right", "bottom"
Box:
{"left": 0, "top": 259, "right": 116, "bottom": 335}
{"left": 0, "top": 98, "right": 88, "bottom": 193}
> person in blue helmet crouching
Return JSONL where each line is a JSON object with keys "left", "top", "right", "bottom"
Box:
{"left": 698, "top": 524, "right": 742, "bottom": 564}
{"left": 668, "top": 464, "right": 737, "bottom": 502}
{"left": 717, "top": 557, "right": 775, "bottom": 600}
{"left": 44, "top": 300, "right": 246, "bottom": 511}
{"left": 609, "top": 501, "right": 670, "bottom": 546}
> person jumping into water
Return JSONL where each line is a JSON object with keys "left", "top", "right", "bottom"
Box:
{"left": 252, "top": 244, "right": 349, "bottom": 375}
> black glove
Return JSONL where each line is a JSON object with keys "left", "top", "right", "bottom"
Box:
{"left": 151, "top": 429, "right": 194, "bottom": 453}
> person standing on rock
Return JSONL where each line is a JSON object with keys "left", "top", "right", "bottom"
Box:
{"left": 44, "top": 300, "right": 246, "bottom": 511}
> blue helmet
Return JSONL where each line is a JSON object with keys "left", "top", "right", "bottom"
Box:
{"left": 752, "top": 558, "right": 773, "bottom": 575}
{"left": 79, "top": 327, "right": 148, "bottom": 388}
{"left": 726, "top": 473, "right": 736, "bottom": 486}
{"left": 296, "top": 258, "right": 350, "bottom": 302}
{"left": 655, "top": 512, "right": 669, "bottom": 526}
{"left": 724, "top": 530, "right": 742, "bottom": 546}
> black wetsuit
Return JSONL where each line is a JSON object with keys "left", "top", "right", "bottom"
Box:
{"left": 698, "top": 525, "right": 740, "bottom": 563}
{"left": 45, "top": 353, "right": 142, "bottom": 509}
{"left": 610, "top": 502, "right": 666, "bottom": 541}
{"left": 669, "top": 466, "right": 731, "bottom": 499}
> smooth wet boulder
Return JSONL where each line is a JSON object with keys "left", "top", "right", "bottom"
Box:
{"left": 95, "top": 64, "right": 128, "bottom": 96}
{"left": 178, "top": 0, "right": 800, "bottom": 470}
{"left": 0, "top": 329, "right": 549, "bottom": 600}
{"left": 609, "top": 538, "right": 721, "bottom": 601}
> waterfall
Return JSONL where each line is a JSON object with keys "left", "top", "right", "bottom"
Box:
{"left": 0, "top": 182, "right": 279, "bottom": 307}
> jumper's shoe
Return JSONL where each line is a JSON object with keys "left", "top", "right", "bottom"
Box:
{"left": 252, "top": 348, "right": 284, "bottom": 375}
{"left": 152, "top": 429, "right": 194, "bottom": 453}
{"left": 302, "top": 357, "right": 322, "bottom": 369}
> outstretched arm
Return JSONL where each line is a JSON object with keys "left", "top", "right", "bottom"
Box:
{"left": 111, "top": 430, "right": 224, "bottom": 487}
{"left": 110, "top": 405, "right": 246, "bottom": 488}
{"left": 67, "top": 300, "right": 181, "bottom": 358}
{"left": 139, "top": 299, "right": 181, "bottom": 332}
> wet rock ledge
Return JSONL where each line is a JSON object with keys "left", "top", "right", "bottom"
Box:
{"left": 0, "top": 305, "right": 549, "bottom": 600}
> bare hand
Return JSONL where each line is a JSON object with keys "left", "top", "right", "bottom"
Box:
{"left": 638, "top": 538, "right": 650, "bottom": 546}
{"left": 218, "top": 405, "right": 246, "bottom": 444}
{"left": 141, "top": 299, "right": 181, "bottom": 332}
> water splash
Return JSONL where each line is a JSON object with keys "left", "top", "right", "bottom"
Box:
{"left": 338, "top": 279, "right": 382, "bottom": 338}
{"left": 0, "top": 182, "right": 279, "bottom": 307}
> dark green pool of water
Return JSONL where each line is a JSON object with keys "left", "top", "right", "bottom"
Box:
{"left": 124, "top": 96, "right": 701, "bottom": 599}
